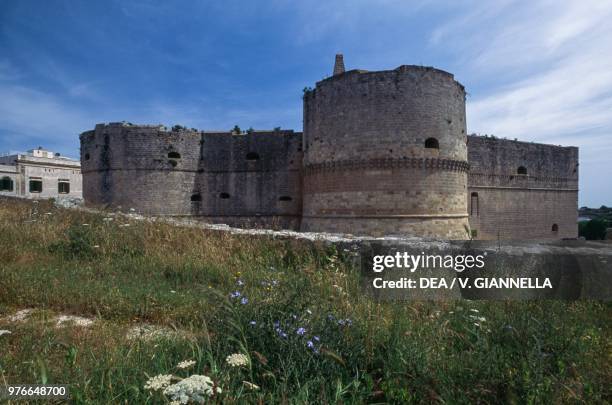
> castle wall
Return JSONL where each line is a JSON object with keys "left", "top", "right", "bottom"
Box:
{"left": 301, "top": 66, "right": 470, "bottom": 238}
{"left": 80, "top": 124, "right": 302, "bottom": 229}
{"left": 467, "top": 136, "right": 578, "bottom": 239}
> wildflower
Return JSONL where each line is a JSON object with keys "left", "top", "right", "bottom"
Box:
{"left": 177, "top": 360, "right": 196, "bottom": 369}
{"left": 226, "top": 353, "right": 249, "bottom": 367}
{"left": 296, "top": 327, "right": 306, "bottom": 336}
{"left": 469, "top": 315, "right": 486, "bottom": 322}
{"left": 82, "top": 223, "right": 90, "bottom": 226}
{"left": 144, "top": 374, "right": 173, "bottom": 391}
{"left": 271, "top": 279, "right": 278, "bottom": 286}
{"left": 163, "top": 374, "right": 220, "bottom": 403}
{"left": 0, "top": 330, "right": 11, "bottom": 337}
{"left": 306, "top": 340, "right": 314, "bottom": 348}
{"left": 305, "top": 309, "right": 312, "bottom": 315}
{"left": 249, "top": 320, "right": 256, "bottom": 326}
{"left": 313, "top": 335, "right": 320, "bottom": 342}
{"left": 240, "top": 297, "right": 249, "bottom": 305}
{"left": 242, "top": 381, "right": 260, "bottom": 391}
{"left": 170, "top": 290, "right": 176, "bottom": 293}
{"left": 230, "top": 291, "right": 241, "bottom": 298}
{"left": 470, "top": 309, "right": 479, "bottom": 313}
{"left": 474, "top": 322, "right": 481, "bottom": 327}
{"left": 236, "top": 279, "right": 244, "bottom": 286}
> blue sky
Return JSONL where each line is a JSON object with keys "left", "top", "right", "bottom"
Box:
{"left": 1, "top": 0, "right": 610, "bottom": 206}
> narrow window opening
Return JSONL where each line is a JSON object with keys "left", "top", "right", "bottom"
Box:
{"left": 517, "top": 166, "right": 527, "bottom": 175}
{"left": 470, "top": 192, "right": 479, "bottom": 216}
{"left": 552, "top": 224, "right": 559, "bottom": 232}
{"left": 191, "top": 194, "right": 202, "bottom": 202}
{"left": 168, "top": 151, "right": 181, "bottom": 159}
{"left": 425, "top": 137, "right": 439, "bottom": 149}
{"left": 219, "top": 192, "right": 230, "bottom": 199}
{"left": 29, "top": 179, "right": 43, "bottom": 193}
{"left": 84, "top": 153, "right": 90, "bottom": 160}
{"left": 168, "top": 160, "right": 178, "bottom": 167}
{"left": 58, "top": 180, "right": 70, "bottom": 194}
{"left": 246, "top": 152, "right": 260, "bottom": 161}
{"left": 279, "top": 196, "right": 292, "bottom": 202}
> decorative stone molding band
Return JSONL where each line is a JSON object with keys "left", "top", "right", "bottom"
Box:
{"left": 469, "top": 172, "right": 577, "bottom": 184}
{"left": 469, "top": 185, "right": 579, "bottom": 192}
{"left": 304, "top": 157, "right": 469, "bottom": 175}
{"left": 303, "top": 213, "right": 469, "bottom": 219}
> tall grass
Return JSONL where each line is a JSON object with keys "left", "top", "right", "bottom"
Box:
{"left": 0, "top": 197, "right": 610, "bottom": 403}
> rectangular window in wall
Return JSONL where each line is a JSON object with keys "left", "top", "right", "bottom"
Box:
{"left": 470, "top": 192, "right": 479, "bottom": 216}
{"left": 29, "top": 178, "right": 43, "bottom": 193}
{"left": 0, "top": 176, "right": 14, "bottom": 191}
{"left": 58, "top": 180, "right": 70, "bottom": 194}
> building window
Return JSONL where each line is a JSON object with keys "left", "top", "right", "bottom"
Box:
{"left": 191, "top": 193, "right": 202, "bottom": 202}
{"left": 470, "top": 192, "right": 479, "bottom": 216}
{"left": 552, "top": 224, "right": 559, "bottom": 232}
{"left": 84, "top": 153, "right": 90, "bottom": 160}
{"left": 29, "top": 179, "right": 43, "bottom": 193}
{"left": 246, "top": 152, "right": 260, "bottom": 161}
{"left": 0, "top": 176, "right": 13, "bottom": 191}
{"left": 517, "top": 166, "right": 527, "bottom": 175}
{"left": 168, "top": 151, "right": 181, "bottom": 159}
{"left": 279, "top": 196, "right": 292, "bottom": 201}
{"left": 425, "top": 138, "right": 439, "bottom": 149}
{"left": 219, "top": 192, "right": 230, "bottom": 199}
{"left": 58, "top": 180, "right": 70, "bottom": 194}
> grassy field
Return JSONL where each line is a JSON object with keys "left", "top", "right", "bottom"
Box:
{"left": 0, "top": 197, "right": 610, "bottom": 404}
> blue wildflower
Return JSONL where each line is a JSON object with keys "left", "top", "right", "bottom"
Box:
{"left": 306, "top": 340, "right": 314, "bottom": 348}
{"left": 230, "top": 291, "right": 241, "bottom": 298}
{"left": 313, "top": 336, "right": 320, "bottom": 342}
{"left": 296, "top": 327, "right": 306, "bottom": 336}
{"left": 240, "top": 297, "right": 249, "bottom": 305}
{"left": 249, "top": 320, "right": 256, "bottom": 326}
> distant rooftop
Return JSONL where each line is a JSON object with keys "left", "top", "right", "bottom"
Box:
{"left": 0, "top": 147, "right": 79, "bottom": 163}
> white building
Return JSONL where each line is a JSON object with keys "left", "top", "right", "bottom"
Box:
{"left": 0, "top": 147, "right": 82, "bottom": 200}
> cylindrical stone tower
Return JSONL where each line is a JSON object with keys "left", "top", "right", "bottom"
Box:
{"left": 301, "top": 64, "right": 470, "bottom": 238}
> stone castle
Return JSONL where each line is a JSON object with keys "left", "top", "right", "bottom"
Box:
{"left": 80, "top": 55, "right": 578, "bottom": 240}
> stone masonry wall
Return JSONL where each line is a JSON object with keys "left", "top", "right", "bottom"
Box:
{"left": 301, "top": 66, "right": 470, "bottom": 238}
{"left": 467, "top": 136, "right": 579, "bottom": 239}
{"left": 80, "top": 123, "right": 302, "bottom": 229}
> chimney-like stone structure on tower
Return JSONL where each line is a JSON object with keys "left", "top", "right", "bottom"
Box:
{"left": 333, "top": 54, "right": 345, "bottom": 75}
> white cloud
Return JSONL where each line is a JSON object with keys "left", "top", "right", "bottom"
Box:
{"left": 430, "top": 0, "right": 612, "bottom": 205}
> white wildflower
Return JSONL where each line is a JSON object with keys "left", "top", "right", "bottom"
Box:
{"left": 163, "top": 374, "right": 221, "bottom": 403}
{"left": 0, "top": 330, "right": 11, "bottom": 337}
{"left": 225, "top": 353, "right": 249, "bottom": 367}
{"left": 469, "top": 315, "right": 486, "bottom": 323}
{"left": 243, "top": 381, "right": 260, "bottom": 391}
{"left": 177, "top": 360, "right": 196, "bottom": 369}
{"left": 144, "top": 374, "right": 173, "bottom": 391}
{"left": 469, "top": 309, "right": 479, "bottom": 313}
